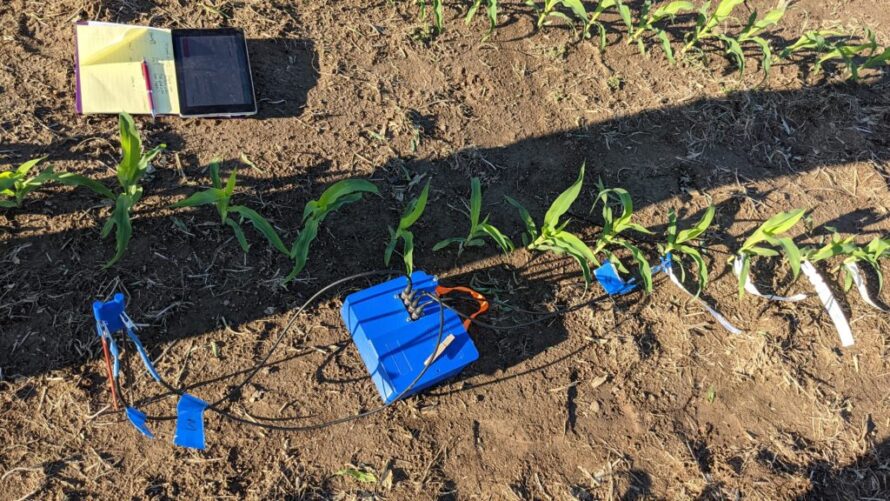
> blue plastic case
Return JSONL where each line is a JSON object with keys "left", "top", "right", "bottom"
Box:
{"left": 341, "top": 271, "right": 479, "bottom": 404}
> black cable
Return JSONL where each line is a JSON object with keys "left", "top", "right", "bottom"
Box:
{"left": 113, "top": 270, "right": 451, "bottom": 431}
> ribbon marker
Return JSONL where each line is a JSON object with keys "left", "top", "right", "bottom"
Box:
{"left": 125, "top": 407, "right": 155, "bottom": 439}
{"left": 594, "top": 255, "right": 741, "bottom": 334}
{"left": 662, "top": 257, "right": 743, "bottom": 335}
{"left": 801, "top": 260, "right": 855, "bottom": 347}
{"left": 594, "top": 261, "right": 640, "bottom": 296}
{"left": 844, "top": 262, "right": 889, "bottom": 313}
{"left": 732, "top": 257, "right": 808, "bottom": 302}
{"left": 174, "top": 394, "right": 210, "bottom": 450}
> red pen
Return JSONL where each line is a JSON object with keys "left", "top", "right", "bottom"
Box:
{"left": 140, "top": 58, "right": 156, "bottom": 118}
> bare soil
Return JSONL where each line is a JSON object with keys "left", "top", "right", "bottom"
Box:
{"left": 2, "top": 0, "right": 890, "bottom": 499}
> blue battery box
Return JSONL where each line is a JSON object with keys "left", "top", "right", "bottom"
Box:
{"left": 341, "top": 271, "right": 479, "bottom": 404}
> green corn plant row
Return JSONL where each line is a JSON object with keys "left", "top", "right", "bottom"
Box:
{"left": 385, "top": 180, "right": 431, "bottom": 276}
{"left": 731, "top": 208, "right": 805, "bottom": 298}
{"left": 172, "top": 160, "right": 288, "bottom": 256}
{"left": 434, "top": 177, "right": 514, "bottom": 255}
{"left": 288, "top": 179, "right": 380, "bottom": 282}
{"left": 403, "top": 0, "right": 887, "bottom": 81}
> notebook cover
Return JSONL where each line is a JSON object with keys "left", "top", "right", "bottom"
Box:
{"left": 74, "top": 21, "right": 86, "bottom": 114}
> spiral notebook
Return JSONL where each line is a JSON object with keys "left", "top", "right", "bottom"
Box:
{"left": 74, "top": 21, "right": 257, "bottom": 117}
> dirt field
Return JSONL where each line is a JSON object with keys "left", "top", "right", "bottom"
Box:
{"left": 2, "top": 0, "right": 890, "bottom": 499}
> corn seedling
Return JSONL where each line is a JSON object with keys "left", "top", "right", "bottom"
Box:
{"left": 813, "top": 29, "right": 884, "bottom": 80}
{"left": 172, "top": 160, "right": 288, "bottom": 255}
{"left": 94, "top": 113, "right": 165, "bottom": 267}
{"left": 779, "top": 29, "right": 845, "bottom": 59}
{"left": 658, "top": 205, "right": 715, "bottom": 295}
{"left": 466, "top": 0, "right": 498, "bottom": 37}
{"left": 627, "top": 1, "right": 694, "bottom": 63}
{"left": 0, "top": 157, "right": 111, "bottom": 209}
{"left": 0, "top": 157, "right": 54, "bottom": 208}
{"left": 839, "top": 237, "right": 890, "bottom": 293}
{"left": 684, "top": 0, "right": 744, "bottom": 52}
{"left": 287, "top": 179, "right": 380, "bottom": 282}
{"left": 417, "top": 0, "right": 445, "bottom": 34}
{"left": 532, "top": 0, "right": 615, "bottom": 42}
{"left": 385, "top": 180, "right": 430, "bottom": 276}
{"left": 434, "top": 177, "right": 514, "bottom": 256}
{"left": 590, "top": 181, "right": 655, "bottom": 292}
{"left": 731, "top": 208, "right": 805, "bottom": 298}
{"left": 506, "top": 163, "right": 597, "bottom": 284}
{"left": 734, "top": 1, "right": 787, "bottom": 75}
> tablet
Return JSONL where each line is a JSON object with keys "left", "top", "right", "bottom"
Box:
{"left": 171, "top": 28, "right": 257, "bottom": 117}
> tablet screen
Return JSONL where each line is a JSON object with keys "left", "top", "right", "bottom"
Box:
{"left": 171, "top": 29, "right": 256, "bottom": 117}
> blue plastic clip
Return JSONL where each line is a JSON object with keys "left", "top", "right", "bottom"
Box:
{"left": 594, "top": 254, "right": 673, "bottom": 296}
{"left": 92, "top": 293, "right": 161, "bottom": 383}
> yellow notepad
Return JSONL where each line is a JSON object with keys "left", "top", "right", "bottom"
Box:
{"left": 75, "top": 21, "right": 180, "bottom": 115}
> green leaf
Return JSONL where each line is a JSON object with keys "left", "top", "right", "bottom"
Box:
{"left": 478, "top": 222, "right": 515, "bottom": 254}
{"left": 103, "top": 194, "right": 134, "bottom": 268}
{"left": 433, "top": 237, "right": 464, "bottom": 251}
{"left": 762, "top": 208, "right": 805, "bottom": 235}
{"left": 750, "top": 36, "right": 774, "bottom": 75}
{"left": 230, "top": 205, "right": 289, "bottom": 256}
{"left": 676, "top": 205, "right": 715, "bottom": 244}
{"left": 466, "top": 0, "right": 483, "bottom": 24}
{"left": 402, "top": 230, "right": 415, "bottom": 276}
{"left": 552, "top": 230, "right": 595, "bottom": 263}
{"left": 55, "top": 173, "right": 115, "bottom": 200}
{"left": 720, "top": 34, "right": 746, "bottom": 74}
{"left": 561, "top": 0, "right": 589, "bottom": 23}
{"left": 172, "top": 188, "right": 227, "bottom": 208}
{"left": 117, "top": 112, "right": 142, "bottom": 187}
{"left": 209, "top": 160, "right": 222, "bottom": 189}
{"left": 14, "top": 157, "right": 46, "bottom": 177}
{"left": 286, "top": 218, "right": 320, "bottom": 282}
{"left": 677, "top": 244, "right": 708, "bottom": 294}
{"left": 737, "top": 255, "right": 750, "bottom": 298}
{"left": 657, "top": 30, "right": 676, "bottom": 64}
{"left": 618, "top": 240, "right": 653, "bottom": 292}
{"left": 775, "top": 236, "right": 801, "bottom": 279}
{"left": 384, "top": 227, "right": 398, "bottom": 267}
{"left": 505, "top": 195, "right": 537, "bottom": 240}
{"left": 313, "top": 179, "right": 379, "bottom": 218}
{"left": 336, "top": 467, "right": 377, "bottom": 484}
{"left": 864, "top": 47, "right": 890, "bottom": 68}
{"left": 399, "top": 180, "right": 430, "bottom": 230}
{"left": 616, "top": 1, "right": 633, "bottom": 30}
{"left": 433, "top": 0, "right": 444, "bottom": 33}
{"left": 469, "top": 177, "right": 482, "bottom": 227}
{"left": 543, "top": 163, "right": 585, "bottom": 230}
{"left": 653, "top": 1, "right": 694, "bottom": 19}
{"left": 747, "top": 246, "right": 780, "bottom": 257}
{"left": 225, "top": 218, "right": 250, "bottom": 253}
{"left": 713, "top": 0, "right": 743, "bottom": 22}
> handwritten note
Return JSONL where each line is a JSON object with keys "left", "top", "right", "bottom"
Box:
{"left": 76, "top": 22, "right": 180, "bottom": 115}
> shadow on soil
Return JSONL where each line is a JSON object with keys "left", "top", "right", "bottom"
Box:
{"left": 1, "top": 78, "right": 889, "bottom": 400}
